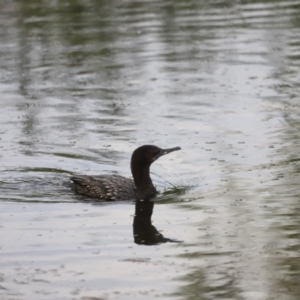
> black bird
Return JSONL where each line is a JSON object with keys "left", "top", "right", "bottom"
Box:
{"left": 71, "top": 145, "right": 181, "bottom": 201}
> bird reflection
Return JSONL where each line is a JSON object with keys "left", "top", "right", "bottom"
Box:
{"left": 133, "top": 200, "right": 180, "bottom": 245}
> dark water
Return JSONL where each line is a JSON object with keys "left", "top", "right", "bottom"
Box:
{"left": 1, "top": 0, "right": 300, "bottom": 299}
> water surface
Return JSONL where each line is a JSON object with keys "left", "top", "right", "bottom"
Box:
{"left": 1, "top": 0, "right": 300, "bottom": 299}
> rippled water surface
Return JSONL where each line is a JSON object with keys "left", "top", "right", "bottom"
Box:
{"left": 1, "top": 0, "right": 300, "bottom": 299}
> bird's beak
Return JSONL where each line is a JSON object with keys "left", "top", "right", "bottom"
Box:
{"left": 153, "top": 146, "right": 181, "bottom": 161}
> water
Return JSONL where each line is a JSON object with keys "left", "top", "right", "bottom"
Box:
{"left": 1, "top": 0, "right": 300, "bottom": 299}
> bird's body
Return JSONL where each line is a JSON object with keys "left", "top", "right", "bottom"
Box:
{"left": 71, "top": 174, "right": 136, "bottom": 200}
{"left": 71, "top": 145, "right": 180, "bottom": 201}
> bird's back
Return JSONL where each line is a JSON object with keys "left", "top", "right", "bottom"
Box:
{"left": 71, "top": 174, "right": 136, "bottom": 200}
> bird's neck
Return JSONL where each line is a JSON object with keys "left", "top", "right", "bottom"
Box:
{"left": 132, "top": 165, "right": 157, "bottom": 200}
